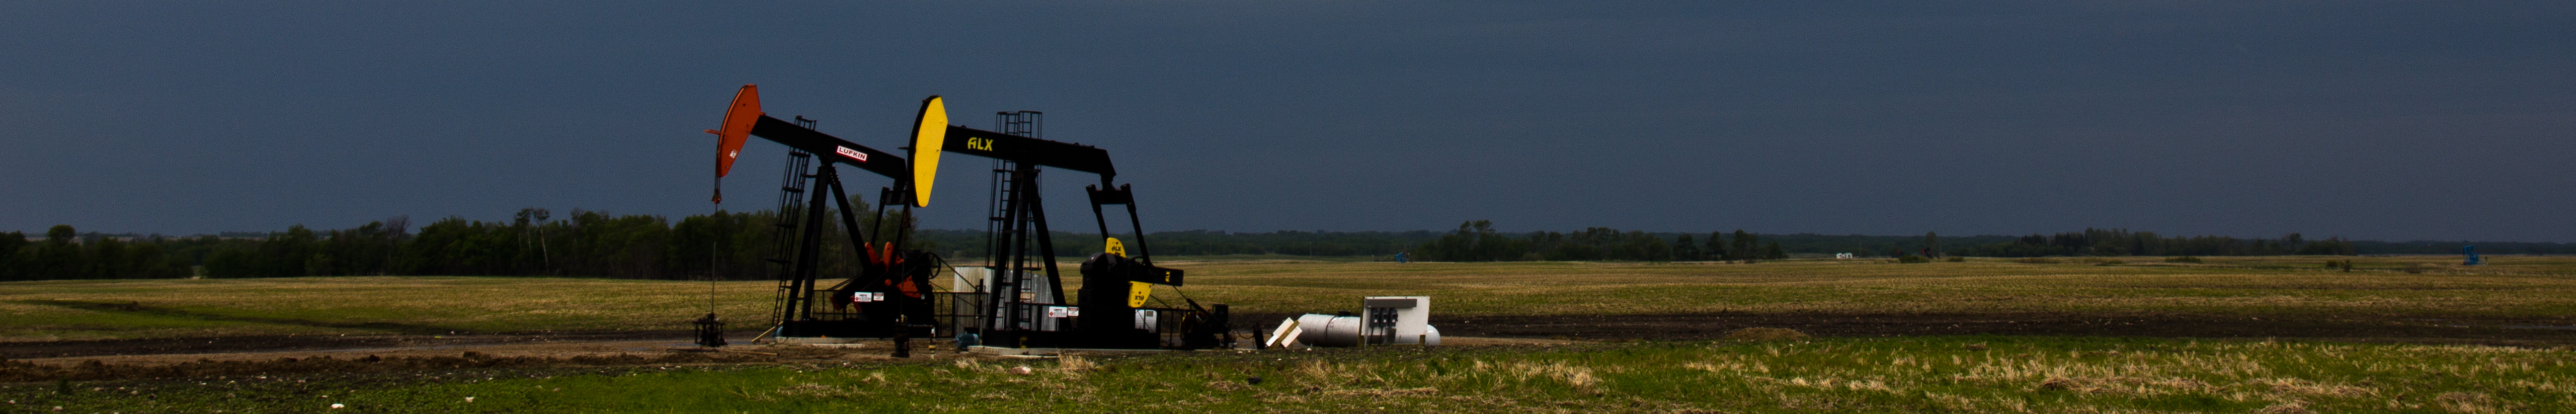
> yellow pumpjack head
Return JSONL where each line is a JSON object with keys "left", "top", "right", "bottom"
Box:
{"left": 908, "top": 95, "right": 948, "bottom": 208}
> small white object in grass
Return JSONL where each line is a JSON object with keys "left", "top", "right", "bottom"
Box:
{"left": 1009, "top": 366, "right": 1034, "bottom": 375}
{"left": 330, "top": 404, "right": 345, "bottom": 409}
{"left": 464, "top": 397, "right": 476, "bottom": 402}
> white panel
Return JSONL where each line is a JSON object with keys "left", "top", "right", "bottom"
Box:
{"left": 1365, "top": 296, "right": 1434, "bottom": 344}
{"left": 948, "top": 267, "right": 985, "bottom": 293}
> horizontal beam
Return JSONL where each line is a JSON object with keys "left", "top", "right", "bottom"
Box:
{"left": 940, "top": 125, "right": 1116, "bottom": 179}
{"left": 749, "top": 115, "right": 908, "bottom": 180}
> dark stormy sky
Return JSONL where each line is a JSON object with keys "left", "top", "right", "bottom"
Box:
{"left": 3, "top": 1, "right": 2571, "bottom": 242}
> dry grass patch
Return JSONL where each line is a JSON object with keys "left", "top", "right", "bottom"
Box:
{"left": 0, "top": 277, "right": 773, "bottom": 341}
{"left": 1175, "top": 258, "right": 2576, "bottom": 319}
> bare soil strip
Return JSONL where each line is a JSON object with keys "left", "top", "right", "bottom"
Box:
{"left": 0, "top": 334, "right": 1575, "bottom": 382}
{"left": 1432, "top": 313, "right": 2576, "bottom": 345}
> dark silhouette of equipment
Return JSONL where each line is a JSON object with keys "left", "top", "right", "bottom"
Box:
{"left": 693, "top": 87, "right": 1228, "bottom": 351}
{"left": 706, "top": 85, "right": 939, "bottom": 341}
{"left": 692, "top": 313, "right": 725, "bottom": 347}
{"left": 907, "top": 96, "right": 1230, "bottom": 350}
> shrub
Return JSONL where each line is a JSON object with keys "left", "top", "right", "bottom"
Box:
{"left": 1944, "top": 256, "right": 1965, "bottom": 262}
{"left": 2164, "top": 256, "right": 2203, "bottom": 263}
{"left": 1897, "top": 255, "right": 1930, "bottom": 263}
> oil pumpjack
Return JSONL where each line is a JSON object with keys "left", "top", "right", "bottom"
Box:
{"left": 706, "top": 85, "right": 939, "bottom": 341}
{"left": 907, "top": 96, "right": 1231, "bottom": 350}
{"left": 701, "top": 86, "right": 1229, "bottom": 350}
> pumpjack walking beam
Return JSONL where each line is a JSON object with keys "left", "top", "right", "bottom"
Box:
{"left": 931, "top": 113, "right": 1171, "bottom": 279}
{"left": 708, "top": 85, "right": 934, "bottom": 339}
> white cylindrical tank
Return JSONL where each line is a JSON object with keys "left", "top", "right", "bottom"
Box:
{"left": 1288, "top": 314, "right": 1442, "bottom": 347}
{"left": 1293, "top": 314, "right": 1364, "bottom": 347}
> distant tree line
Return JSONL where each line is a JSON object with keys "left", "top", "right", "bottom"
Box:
{"left": 1398, "top": 221, "right": 2570, "bottom": 262}
{"left": 1412, "top": 220, "right": 1790, "bottom": 262}
{"left": 1942, "top": 230, "right": 2576, "bottom": 257}
{"left": 2345, "top": 240, "right": 2576, "bottom": 255}
{"left": 7, "top": 214, "right": 2570, "bottom": 281}
{"left": 0, "top": 205, "right": 1447, "bottom": 282}
{"left": 0, "top": 207, "right": 868, "bottom": 282}
{"left": 0, "top": 225, "right": 206, "bottom": 280}
{"left": 1949, "top": 228, "right": 2358, "bottom": 257}
{"left": 910, "top": 228, "right": 1441, "bottom": 259}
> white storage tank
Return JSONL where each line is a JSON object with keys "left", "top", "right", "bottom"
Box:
{"left": 1277, "top": 296, "right": 1439, "bottom": 347}
{"left": 1292, "top": 314, "right": 1366, "bottom": 347}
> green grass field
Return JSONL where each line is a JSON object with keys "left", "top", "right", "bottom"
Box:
{"left": 7, "top": 256, "right": 2576, "bottom": 413}
{"left": 12, "top": 335, "right": 2573, "bottom": 413}
{"left": 4, "top": 255, "right": 2572, "bottom": 341}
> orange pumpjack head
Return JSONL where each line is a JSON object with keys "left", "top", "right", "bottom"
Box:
{"left": 707, "top": 84, "right": 762, "bottom": 178}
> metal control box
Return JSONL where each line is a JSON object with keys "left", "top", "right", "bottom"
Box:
{"left": 1361, "top": 296, "right": 1436, "bottom": 345}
